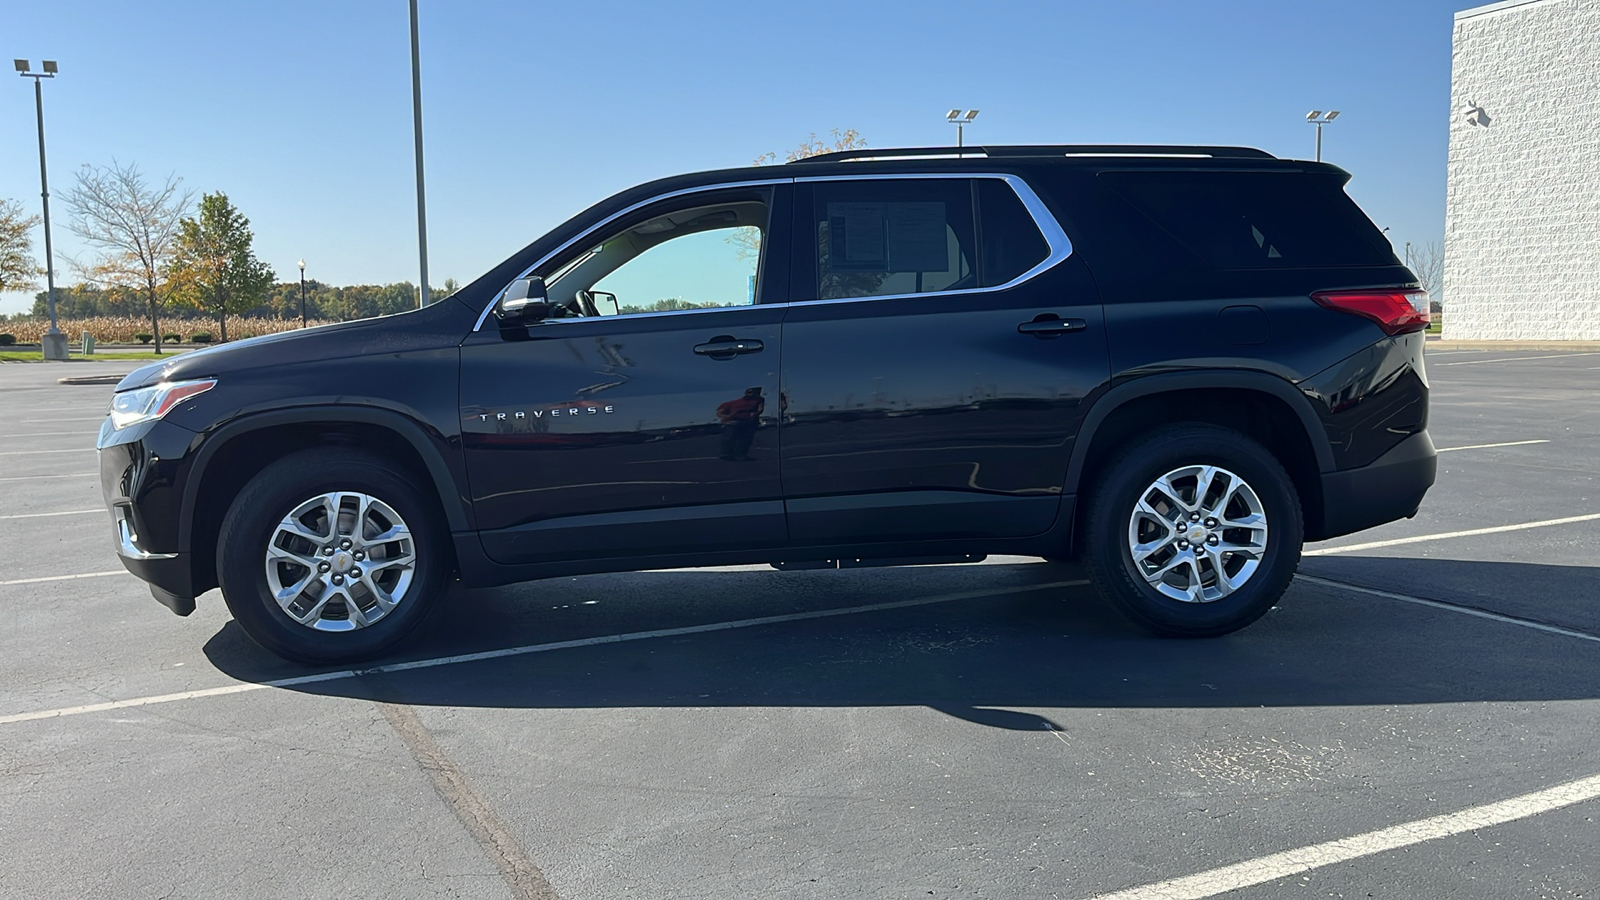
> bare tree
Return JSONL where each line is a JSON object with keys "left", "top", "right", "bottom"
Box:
{"left": 0, "top": 198, "right": 42, "bottom": 293}
{"left": 733, "top": 129, "right": 869, "bottom": 261}
{"left": 62, "top": 162, "right": 194, "bottom": 354}
{"left": 752, "top": 128, "right": 868, "bottom": 166}
{"left": 1405, "top": 241, "right": 1444, "bottom": 313}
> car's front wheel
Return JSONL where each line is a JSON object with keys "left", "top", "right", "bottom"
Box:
{"left": 1082, "top": 424, "right": 1302, "bottom": 637}
{"left": 217, "top": 450, "right": 448, "bottom": 663}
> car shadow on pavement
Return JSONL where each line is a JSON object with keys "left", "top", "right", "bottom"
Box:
{"left": 203, "top": 558, "right": 1600, "bottom": 730}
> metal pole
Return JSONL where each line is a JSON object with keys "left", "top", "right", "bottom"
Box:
{"left": 32, "top": 77, "right": 60, "bottom": 337}
{"left": 1315, "top": 122, "right": 1323, "bottom": 162}
{"left": 957, "top": 123, "right": 963, "bottom": 148}
{"left": 299, "top": 269, "right": 307, "bottom": 327}
{"left": 409, "top": 0, "right": 430, "bottom": 308}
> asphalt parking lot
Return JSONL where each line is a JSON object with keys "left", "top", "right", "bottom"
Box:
{"left": 1, "top": 347, "right": 1598, "bottom": 900}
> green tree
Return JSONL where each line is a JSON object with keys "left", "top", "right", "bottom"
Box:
{"left": 1, "top": 198, "right": 43, "bottom": 293}
{"left": 166, "top": 192, "right": 276, "bottom": 342}
{"left": 31, "top": 283, "right": 142, "bottom": 317}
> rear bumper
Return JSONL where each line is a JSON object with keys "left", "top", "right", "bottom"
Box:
{"left": 1314, "top": 430, "right": 1437, "bottom": 541}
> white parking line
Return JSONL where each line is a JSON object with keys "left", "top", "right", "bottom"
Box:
{"left": 1435, "top": 439, "right": 1549, "bottom": 452}
{"left": 0, "top": 579, "right": 1089, "bottom": 727}
{"left": 1436, "top": 351, "right": 1600, "bottom": 366}
{"left": 0, "top": 509, "right": 102, "bottom": 521}
{"left": 24, "top": 416, "right": 109, "bottom": 421}
{"left": 0, "top": 473, "right": 96, "bottom": 483}
{"left": 1083, "top": 771, "right": 1600, "bottom": 900}
{"left": 1297, "top": 574, "right": 1600, "bottom": 645}
{"left": 0, "top": 447, "right": 96, "bottom": 456}
{"left": 0, "top": 431, "right": 100, "bottom": 438}
{"left": 0, "top": 570, "right": 126, "bottom": 587}
{"left": 1303, "top": 513, "right": 1600, "bottom": 556}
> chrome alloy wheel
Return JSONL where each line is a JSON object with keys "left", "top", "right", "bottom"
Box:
{"left": 264, "top": 492, "right": 417, "bottom": 632}
{"left": 1126, "top": 465, "right": 1269, "bottom": 604}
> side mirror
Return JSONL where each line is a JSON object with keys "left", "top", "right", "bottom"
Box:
{"left": 589, "top": 290, "right": 620, "bottom": 317}
{"left": 499, "top": 276, "right": 551, "bottom": 323}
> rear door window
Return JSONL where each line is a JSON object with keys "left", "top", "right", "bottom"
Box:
{"left": 1100, "top": 171, "right": 1393, "bottom": 269}
{"left": 811, "top": 179, "right": 977, "bottom": 300}
{"left": 805, "top": 177, "right": 1054, "bottom": 300}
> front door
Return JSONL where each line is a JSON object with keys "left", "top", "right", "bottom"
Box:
{"left": 461, "top": 185, "right": 788, "bottom": 564}
{"left": 780, "top": 175, "right": 1108, "bottom": 544}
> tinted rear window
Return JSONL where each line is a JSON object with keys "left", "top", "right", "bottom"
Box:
{"left": 1100, "top": 171, "right": 1393, "bottom": 269}
{"left": 977, "top": 179, "right": 1051, "bottom": 285}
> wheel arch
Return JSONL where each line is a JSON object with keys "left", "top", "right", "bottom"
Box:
{"left": 1066, "top": 371, "right": 1334, "bottom": 547}
{"left": 180, "top": 406, "right": 468, "bottom": 596}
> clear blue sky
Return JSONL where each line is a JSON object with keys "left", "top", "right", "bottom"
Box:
{"left": 2, "top": 0, "right": 1467, "bottom": 315}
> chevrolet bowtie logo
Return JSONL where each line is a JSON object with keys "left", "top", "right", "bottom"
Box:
{"left": 476, "top": 404, "right": 616, "bottom": 422}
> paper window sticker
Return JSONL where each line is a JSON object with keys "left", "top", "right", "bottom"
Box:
{"left": 886, "top": 202, "right": 950, "bottom": 272}
{"left": 826, "top": 202, "right": 888, "bottom": 272}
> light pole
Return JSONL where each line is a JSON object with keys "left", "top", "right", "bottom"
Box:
{"left": 297, "top": 259, "right": 307, "bottom": 327}
{"left": 409, "top": 0, "right": 430, "bottom": 308}
{"left": 946, "top": 109, "right": 979, "bottom": 151}
{"left": 14, "top": 59, "right": 66, "bottom": 361}
{"left": 1306, "top": 110, "right": 1340, "bottom": 162}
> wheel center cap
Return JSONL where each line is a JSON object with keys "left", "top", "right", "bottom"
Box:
{"left": 330, "top": 551, "right": 355, "bottom": 574}
{"left": 1188, "top": 525, "right": 1209, "bottom": 543}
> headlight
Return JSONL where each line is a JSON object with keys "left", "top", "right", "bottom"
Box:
{"left": 108, "top": 379, "right": 217, "bottom": 430}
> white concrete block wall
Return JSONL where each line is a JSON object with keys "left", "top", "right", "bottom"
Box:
{"left": 1445, "top": 0, "right": 1600, "bottom": 340}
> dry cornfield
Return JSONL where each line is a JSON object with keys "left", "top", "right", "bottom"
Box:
{"left": 0, "top": 316, "right": 342, "bottom": 344}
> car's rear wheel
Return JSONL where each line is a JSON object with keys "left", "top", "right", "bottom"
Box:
{"left": 1082, "top": 424, "right": 1302, "bottom": 637}
{"left": 217, "top": 450, "right": 447, "bottom": 664}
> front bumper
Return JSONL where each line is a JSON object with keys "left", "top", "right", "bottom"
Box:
{"left": 1315, "top": 429, "right": 1437, "bottom": 541}
{"left": 99, "top": 417, "right": 201, "bottom": 614}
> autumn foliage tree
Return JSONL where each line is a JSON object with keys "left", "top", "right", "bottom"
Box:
{"left": 166, "top": 192, "right": 275, "bottom": 342}
{"left": 752, "top": 128, "right": 868, "bottom": 166}
{"left": 0, "top": 198, "right": 43, "bottom": 293}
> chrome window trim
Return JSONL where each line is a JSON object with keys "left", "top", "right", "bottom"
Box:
{"left": 472, "top": 178, "right": 792, "bottom": 331}
{"left": 472, "top": 172, "right": 1072, "bottom": 330}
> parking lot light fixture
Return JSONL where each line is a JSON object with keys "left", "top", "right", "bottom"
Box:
{"left": 1306, "top": 109, "right": 1340, "bottom": 162}
{"left": 16, "top": 59, "right": 66, "bottom": 360}
{"left": 947, "top": 109, "right": 979, "bottom": 152}
{"left": 297, "top": 259, "right": 308, "bottom": 327}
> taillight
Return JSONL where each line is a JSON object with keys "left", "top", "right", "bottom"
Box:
{"left": 1312, "top": 289, "right": 1431, "bottom": 335}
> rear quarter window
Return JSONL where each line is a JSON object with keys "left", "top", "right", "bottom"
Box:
{"left": 1100, "top": 171, "right": 1394, "bottom": 269}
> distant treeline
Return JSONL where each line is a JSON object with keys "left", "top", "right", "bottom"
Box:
{"left": 27, "top": 282, "right": 456, "bottom": 321}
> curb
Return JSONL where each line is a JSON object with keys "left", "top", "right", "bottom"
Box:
{"left": 1427, "top": 340, "right": 1600, "bottom": 350}
{"left": 57, "top": 374, "right": 129, "bottom": 385}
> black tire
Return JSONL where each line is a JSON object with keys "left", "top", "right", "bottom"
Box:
{"left": 217, "top": 449, "right": 448, "bottom": 664}
{"left": 1081, "top": 424, "right": 1302, "bottom": 637}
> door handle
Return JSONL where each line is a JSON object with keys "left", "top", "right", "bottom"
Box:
{"left": 1017, "top": 315, "right": 1088, "bottom": 338}
{"left": 694, "top": 336, "right": 764, "bottom": 359}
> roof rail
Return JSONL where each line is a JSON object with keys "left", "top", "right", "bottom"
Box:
{"left": 789, "top": 144, "right": 1276, "bottom": 164}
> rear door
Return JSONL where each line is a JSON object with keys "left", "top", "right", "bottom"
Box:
{"left": 460, "top": 184, "right": 790, "bottom": 564}
{"left": 778, "top": 173, "right": 1108, "bottom": 545}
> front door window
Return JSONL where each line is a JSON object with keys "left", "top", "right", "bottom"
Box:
{"left": 544, "top": 200, "right": 767, "bottom": 318}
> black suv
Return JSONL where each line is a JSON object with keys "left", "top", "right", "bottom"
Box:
{"left": 98, "top": 144, "right": 1436, "bottom": 663}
